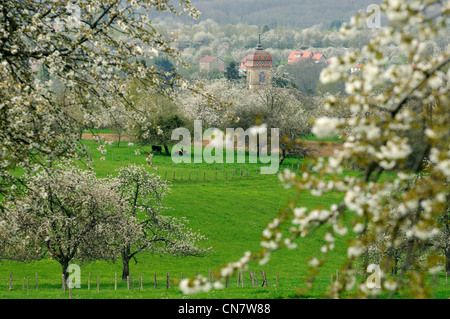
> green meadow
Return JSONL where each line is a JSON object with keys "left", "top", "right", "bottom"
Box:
{"left": 0, "top": 140, "right": 448, "bottom": 299}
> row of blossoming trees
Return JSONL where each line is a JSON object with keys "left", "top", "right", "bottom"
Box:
{"left": 0, "top": 163, "right": 210, "bottom": 281}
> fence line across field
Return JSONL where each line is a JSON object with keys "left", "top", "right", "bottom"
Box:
{"left": 8, "top": 269, "right": 447, "bottom": 296}
{"left": 6, "top": 270, "right": 288, "bottom": 295}
{"left": 158, "top": 164, "right": 301, "bottom": 182}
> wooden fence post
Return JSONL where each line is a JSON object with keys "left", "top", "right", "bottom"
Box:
{"left": 336, "top": 270, "right": 339, "bottom": 282}
{"left": 115, "top": 273, "right": 117, "bottom": 291}
{"left": 154, "top": 272, "right": 157, "bottom": 289}
{"left": 261, "top": 271, "right": 269, "bottom": 287}
{"left": 249, "top": 271, "right": 254, "bottom": 287}
{"left": 88, "top": 272, "right": 91, "bottom": 291}
{"left": 97, "top": 275, "right": 100, "bottom": 293}
{"left": 9, "top": 273, "right": 12, "bottom": 291}
{"left": 69, "top": 286, "right": 72, "bottom": 299}
{"left": 236, "top": 272, "right": 240, "bottom": 287}
{"left": 127, "top": 275, "right": 129, "bottom": 290}
{"left": 166, "top": 273, "right": 170, "bottom": 289}
{"left": 36, "top": 273, "right": 38, "bottom": 291}
{"left": 241, "top": 271, "right": 244, "bottom": 287}
{"left": 131, "top": 273, "right": 134, "bottom": 292}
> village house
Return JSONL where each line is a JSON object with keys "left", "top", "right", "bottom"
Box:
{"left": 311, "top": 53, "right": 326, "bottom": 63}
{"left": 199, "top": 56, "right": 226, "bottom": 73}
{"left": 238, "top": 55, "right": 249, "bottom": 76}
{"left": 287, "top": 51, "right": 325, "bottom": 64}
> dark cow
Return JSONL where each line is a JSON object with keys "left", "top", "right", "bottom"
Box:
{"left": 152, "top": 145, "right": 162, "bottom": 154}
{"left": 178, "top": 147, "right": 188, "bottom": 156}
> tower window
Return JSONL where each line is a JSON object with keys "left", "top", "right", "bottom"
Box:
{"left": 259, "top": 72, "right": 266, "bottom": 84}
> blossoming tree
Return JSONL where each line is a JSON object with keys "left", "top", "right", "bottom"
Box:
{"left": 0, "top": 163, "right": 140, "bottom": 280}
{"left": 113, "top": 165, "right": 211, "bottom": 281}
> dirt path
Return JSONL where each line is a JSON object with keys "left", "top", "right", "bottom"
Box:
{"left": 81, "top": 133, "right": 133, "bottom": 142}
{"left": 81, "top": 133, "right": 343, "bottom": 157}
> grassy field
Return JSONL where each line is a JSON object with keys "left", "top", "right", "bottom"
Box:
{"left": 0, "top": 140, "right": 448, "bottom": 299}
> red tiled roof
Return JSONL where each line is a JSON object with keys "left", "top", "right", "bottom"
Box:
{"left": 312, "top": 53, "right": 324, "bottom": 60}
{"left": 245, "top": 50, "right": 272, "bottom": 68}
{"left": 301, "top": 51, "right": 312, "bottom": 58}
{"left": 288, "top": 51, "right": 314, "bottom": 63}
{"left": 288, "top": 51, "right": 303, "bottom": 61}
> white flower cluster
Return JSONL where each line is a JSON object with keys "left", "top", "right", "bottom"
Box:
{"left": 179, "top": 276, "right": 212, "bottom": 295}
{"left": 311, "top": 117, "right": 342, "bottom": 139}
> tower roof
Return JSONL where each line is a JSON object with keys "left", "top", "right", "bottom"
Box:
{"left": 256, "top": 34, "right": 263, "bottom": 50}
{"left": 245, "top": 34, "right": 272, "bottom": 68}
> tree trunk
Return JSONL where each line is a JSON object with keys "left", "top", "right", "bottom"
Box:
{"left": 163, "top": 144, "right": 170, "bottom": 156}
{"left": 121, "top": 248, "right": 131, "bottom": 281}
{"left": 61, "top": 260, "right": 70, "bottom": 282}
{"left": 117, "top": 133, "right": 121, "bottom": 147}
{"left": 392, "top": 252, "right": 399, "bottom": 275}
{"left": 279, "top": 148, "right": 286, "bottom": 165}
{"left": 445, "top": 248, "right": 450, "bottom": 273}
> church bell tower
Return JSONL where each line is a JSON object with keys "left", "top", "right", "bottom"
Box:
{"left": 246, "top": 35, "right": 272, "bottom": 91}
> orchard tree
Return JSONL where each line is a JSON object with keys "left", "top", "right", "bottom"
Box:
{"left": 0, "top": 163, "right": 140, "bottom": 280}
{"left": 112, "top": 165, "right": 211, "bottom": 281}
{"left": 134, "top": 93, "right": 188, "bottom": 155}
{"left": 183, "top": 0, "right": 449, "bottom": 297}
{"left": 250, "top": 86, "right": 312, "bottom": 164}
{"left": 178, "top": 79, "right": 241, "bottom": 128}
